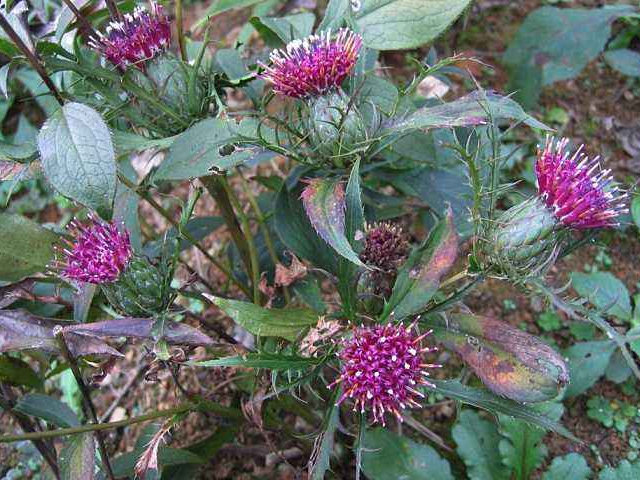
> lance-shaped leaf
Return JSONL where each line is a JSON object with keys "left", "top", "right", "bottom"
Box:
{"left": 0, "top": 309, "right": 121, "bottom": 357}
{"left": 194, "top": 352, "right": 322, "bottom": 370}
{"left": 382, "top": 210, "right": 458, "bottom": 321}
{"left": 301, "top": 178, "right": 366, "bottom": 268}
{"left": 204, "top": 294, "right": 319, "bottom": 341}
{"left": 430, "top": 314, "right": 568, "bottom": 403}
{"left": 63, "top": 318, "right": 214, "bottom": 347}
{"left": 390, "top": 91, "right": 549, "bottom": 134}
{"left": 37, "top": 102, "right": 116, "bottom": 215}
{"left": 0, "top": 213, "right": 58, "bottom": 282}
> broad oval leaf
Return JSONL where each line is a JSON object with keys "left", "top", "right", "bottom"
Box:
{"left": 0, "top": 355, "right": 42, "bottom": 389}
{"left": 204, "top": 294, "right": 318, "bottom": 341}
{"left": 604, "top": 49, "right": 640, "bottom": 78}
{"left": 37, "top": 102, "right": 116, "bottom": 214}
{"left": 391, "top": 91, "right": 549, "bottom": 133}
{"left": 361, "top": 427, "right": 454, "bottom": 480}
{"left": 563, "top": 340, "right": 616, "bottom": 398}
{"left": 301, "top": 177, "right": 366, "bottom": 267}
{"left": 542, "top": 453, "right": 591, "bottom": 480}
{"left": 153, "top": 118, "right": 257, "bottom": 181}
{"left": 59, "top": 433, "right": 95, "bottom": 480}
{"left": 571, "top": 271, "right": 632, "bottom": 321}
{"left": 431, "top": 314, "right": 568, "bottom": 403}
{"left": 0, "top": 213, "right": 58, "bottom": 282}
{"left": 382, "top": 209, "right": 458, "bottom": 321}
{"left": 356, "top": 0, "right": 471, "bottom": 51}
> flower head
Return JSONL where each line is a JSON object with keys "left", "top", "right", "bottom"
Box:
{"left": 329, "top": 323, "right": 439, "bottom": 425}
{"left": 535, "top": 136, "right": 627, "bottom": 229}
{"left": 90, "top": 2, "right": 171, "bottom": 69}
{"left": 260, "top": 28, "right": 362, "bottom": 98}
{"left": 58, "top": 214, "right": 133, "bottom": 284}
{"left": 359, "top": 223, "right": 408, "bottom": 273}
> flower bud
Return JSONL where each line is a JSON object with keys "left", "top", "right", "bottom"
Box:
{"left": 485, "top": 137, "right": 627, "bottom": 277}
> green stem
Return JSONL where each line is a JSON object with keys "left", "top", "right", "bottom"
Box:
{"left": 221, "top": 178, "right": 262, "bottom": 305}
{"left": 54, "top": 329, "right": 115, "bottom": 480}
{"left": 117, "top": 173, "right": 252, "bottom": 297}
{"left": 175, "top": 0, "right": 187, "bottom": 61}
{"left": 122, "top": 76, "right": 190, "bottom": 129}
{"left": 237, "top": 170, "right": 291, "bottom": 304}
{"left": 201, "top": 175, "right": 255, "bottom": 284}
{"left": 0, "top": 403, "right": 196, "bottom": 443}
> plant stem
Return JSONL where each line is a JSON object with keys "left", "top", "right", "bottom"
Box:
{"left": 60, "top": 0, "right": 96, "bottom": 38}
{"left": 201, "top": 175, "right": 255, "bottom": 286}
{"left": 103, "top": 0, "right": 122, "bottom": 21}
{"left": 175, "top": 0, "right": 187, "bottom": 61}
{"left": 237, "top": 169, "right": 291, "bottom": 304}
{"left": 54, "top": 328, "right": 116, "bottom": 480}
{"left": 0, "top": 15, "right": 64, "bottom": 106}
{"left": 0, "top": 386, "right": 61, "bottom": 479}
{"left": 117, "top": 173, "right": 252, "bottom": 297}
{"left": 221, "top": 177, "right": 262, "bottom": 305}
{"left": 0, "top": 403, "right": 196, "bottom": 443}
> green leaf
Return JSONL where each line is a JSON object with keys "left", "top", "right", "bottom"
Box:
{"left": 153, "top": 118, "right": 255, "bottom": 181}
{"left": 542, "top": 453, "right": 591, "bottom": 480}
{"left": 113, "top": 130, "right": 175, "bottom": 156}
{"left": 112, "top": 447, "right": 203, "bottom": 479}
{"left": 391, "top": 91, "right": 549, "bottom": 133}
{"left": 605, "top": 49, "right": 640, "bottom": 77}
{"left": 429, "top": 380, "right": 577, "bottom": 440}
{"left": 355, "top": 0, "right": 471, "bottom": 50}
{"left": 563, "top": 340, "right": 616, "bottom": 398}
{"left": 430, "top": 314, "right": 568, "bottom": 403}
{"left": 631, "top": 196, "right": 640, "bottom": 229}
{"left": 382, "top": 210, "right": 457, "bottom": 321}
{"left": 144, "top": 216, "right": 224, "bottom": 258}
{"left": 503, "top": 6, "right": 634, "bottom": 100}
{"left": 193, "top": 0, "right": 267, "bottom": 29}
{"left": 0, "top": 213, "right": 58, "bottom": 282}
{"left": 0, "top": 139, "right": 38, "bottom": 162}
{"left": 361, "top": 427, "right": 454, "bottom": 480}
{"left": 301, "top": 178, "right": 366, "bottom": 268}
{"left": 14, "top": 393, "right": 80, "bottom": 428}
{"left": 452, "top": 410, "right": 510, "bottom": 480}
{"left": 250, "top": 13, "right": 315, "bottom": 46}
{"left": 318, "top": 0, "right": 351, "bottom": 31}
{"left": 345, "top": 158, "right": 365, "bottom": 246}
{"left": 537, "top": 311, "right": 563, "bottom": 332}
{"left": 571, "top": 271, "right": 632, "bottom": 321}
{"left": 203, "top": 294, "right": 319, "bottom": 341}
{"left": 598, "top": 460, "right": 640, "bottom": 480}
{"left": 193, "top": 352, "right": 321, "bottom": 370}
{"left": 498, "top": 403, "right": 563, "bottom": 480}
{"left": 59, "top": 433, "right": 95, "bottom": 480}
{"left": 37, "top": 102, "right": 116, "bottom": 214}
{"left": 274, "top": 181, "right": 339, "bottom": 274}
{"left": 0, "top": 355, "right": 42, "bottom": 389}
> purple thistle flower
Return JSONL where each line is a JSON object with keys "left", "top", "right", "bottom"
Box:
{"left": 359, "top": 223, "right": 409, "bottom": 273}
{"left": 535, "top": 136, "right": 627, "bottom": 229}
{"left": 260, "top": 28, "right": 362, "bottom": 99}
{"left": 58, "top": 214, "right": 133, "bottom": 284}
{"left": 329, "top": 323, "right": 439, "bottom": 425}
{"left": 89, "top": 2, "right": 171, "bottom": 70}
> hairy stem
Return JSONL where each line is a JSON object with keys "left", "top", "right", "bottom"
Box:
{"left": 221, "top": 178, "right": 263, "bottom": 305}
{"left": 237, "top": 169, "right": 291, "bottom": 304}
{"left": 0, "top": 15, "right": 64, "bottom": 105}
{"left": 175, "top": 0, "right": 187, "bottom": 61}
{"left": 54, "top": 328, "right": 115, "bottom": 480}
{"left": 117, "top": 173, "right": 252, "bottom": 297}
{"left": 201, "top": 175, "right": 255, "bottom": 286}
{"left": 60, "top": 0, "right": 96, "bottom": 38}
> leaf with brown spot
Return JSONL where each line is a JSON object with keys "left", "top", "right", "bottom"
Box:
{"left": 382, "top": 209, "right": 458, "bottom": 321}
{"left": 275, "top": 253, "right": 308, "bottom": 287}
{"left": 431, "top": 314, "right": 568, "bottom": 403}
{"left": 301, "top": 178, "right": 366, "bottom": 268}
